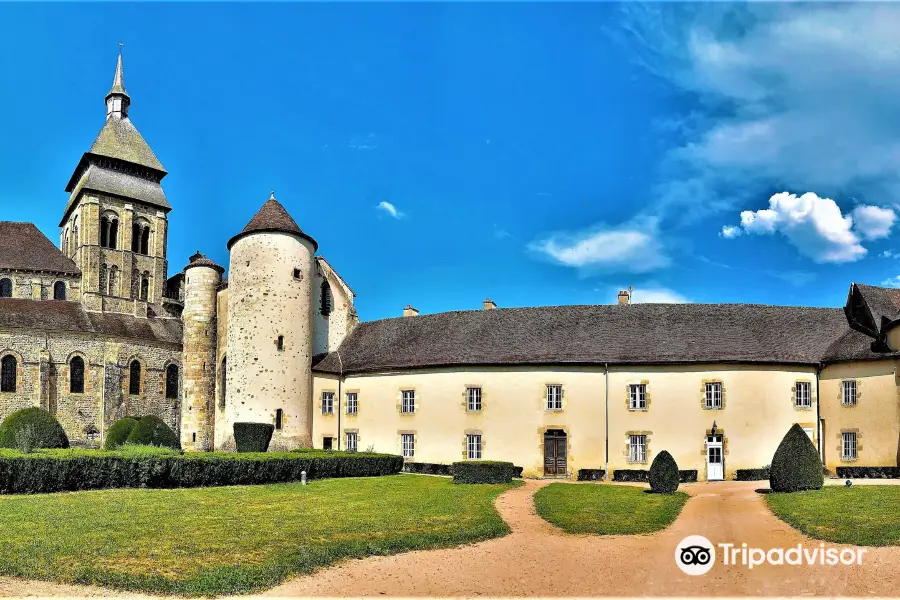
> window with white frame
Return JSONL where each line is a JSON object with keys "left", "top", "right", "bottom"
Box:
{"left": 546, "top": 385, "right": 562, "bottom": 410}
{"left": 322, "top": 391, "right": 334, "bottom": 415}
{"left": 401, "top": 433, "right": 415, "bottom": 458}
{"left": 795, "top": 382, "right": 812, "bottom": 408}
{"left": 346, "top": 392, "right": 358, "bottom": 414}
{"left": 705, "top": 382, "right": 722, "bottom": 409}
{"left": 629, "top": 384, "right": 647, "bottom": 410}
{"left": 466, "top": 387, "right": 482, "bottom": 412}
{"left": 842, "top": 380, "right": 857, "bottom": 406}
{"left": 467, "top": 434, "right": 482, "bottom": 459}
{"left": 346, "top": 432, "right": 358, "bottom": 452}
{"left": 401, "top": 390, "right": 415, "bottom": 413}
{"left": 842, "top": 431, "right": 857, "bottom": 460}
{"left": 628, "top": 434, "right": 647, "bottom": 463}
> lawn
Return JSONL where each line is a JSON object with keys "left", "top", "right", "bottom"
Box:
{"left": 534, "top": 483, "right": 688, "bottom": 535}
{"left": 0, "top": 474, "right": 516, "bottom": 596}
{"left": 766, "top": 486, "right": 900, "bottom": 546}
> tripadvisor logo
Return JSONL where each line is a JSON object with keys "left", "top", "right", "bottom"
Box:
{"left": 675, "top": 536, "right": 868, "bottom": 575}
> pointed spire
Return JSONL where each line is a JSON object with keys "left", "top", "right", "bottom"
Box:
{"left": 226, "top": 193, "right": 318, "bottom": 251}
{"left": 105, "top": 44, "right": 131, "bottom": 120}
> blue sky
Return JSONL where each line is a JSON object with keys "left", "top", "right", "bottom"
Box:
{"left": 2, "top": 3, "right": 900, "bottom": 321}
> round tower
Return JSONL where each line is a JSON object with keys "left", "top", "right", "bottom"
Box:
{"left": 180, "top": 252, "right": 224, "bottom": 451}
{"left": 224, "top": 193, "right": 317, "bottom": 449}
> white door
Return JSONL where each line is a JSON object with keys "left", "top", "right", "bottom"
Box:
{"left": 706, "top": 435, "right": 724, "bottom": 481}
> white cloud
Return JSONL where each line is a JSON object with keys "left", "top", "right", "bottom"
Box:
{"left": 618, "top": 4, "right": 900, "bottom": 223}
{"left": 528, "top": 218, "right": 671, "bottom": 274}
{"left": 720, "top": 191, "right": 897, "bottom": 263}
{"left": 628, "top": 287, "right": 690, "bottom": 304}
{"left": 882, "top": 250, "right": 900, "bottom": 258}
{"left": 851, "top": 205, "right": 896, "bottom": 240}
{"left": 765, "top": 270, "right": 817, "bottom": 287}
{"left": 376, "top": 201, "right": 404, "bottom": 219}
{"left": 882, "top": 276, "right": 900, "bottom": 288}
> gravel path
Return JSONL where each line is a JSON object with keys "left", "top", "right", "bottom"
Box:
{"left": 3, "top": 479, "right": 900, "bottom": 597}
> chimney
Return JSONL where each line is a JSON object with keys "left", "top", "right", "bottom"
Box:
{"left": 617, "top": 288, "right": 632, "bottom": 305}
{"left": 403, "top": 304, "right": 419, "bottom": 317}
{"left": 483, "top": 298, "right": 497, "bottom": 310}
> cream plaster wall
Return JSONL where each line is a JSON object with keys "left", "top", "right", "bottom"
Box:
{"left": 820, "top": 360, "right": 900, "bottom": 471}
{"left": 224, "top": 231, "right": 315, "bottom": 449}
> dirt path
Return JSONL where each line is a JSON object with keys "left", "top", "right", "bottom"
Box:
{"left": 3, "top": 479, "right": 900, "bottom": 597}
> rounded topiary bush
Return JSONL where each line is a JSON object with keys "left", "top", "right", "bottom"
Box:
{"left": 233, "top": 422, "right": 275, "bottom": 453}
{"left": 125, "top": 415, "right": 181, "bottom": 450}
{"left": 649, "top": 450, "right": 680, "bottom": 494}
{"left": 770, "top": 423, "right": 824, "bottom": 492}
{"left": 0, "top": 407, "right": 69, "bottom": 450}
{"left": 103, "top": 417, "right": 139, "bottom": 450}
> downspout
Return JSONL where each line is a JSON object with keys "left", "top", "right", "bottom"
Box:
{"left": 604, "top": 362, "right": 609, "bottom": 481}
{"left": 336, "top": 350, "right": 343, "bottom": 450}
{"left": 816, "top": 363, "right": 823, "bottom": 464}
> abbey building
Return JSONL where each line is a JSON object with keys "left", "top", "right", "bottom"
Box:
{"left": 2, "top": 54, "right": 900, "bottom": 479}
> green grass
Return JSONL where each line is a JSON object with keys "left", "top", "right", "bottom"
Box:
{"left": 534, "top": 483, "right": 689, "bottom": 535}
{"left": 766, "top": 486, "right": 900, "bottom": 546}
{"left": 0, "top": 474, "right": 516, "bottom": 596}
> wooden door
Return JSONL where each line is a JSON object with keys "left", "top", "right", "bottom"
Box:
{"left": 543, "top": 431, "right": 567, "bottom": 476}
{"left": 544, "top": 436, "right": 556, "bottom": 475}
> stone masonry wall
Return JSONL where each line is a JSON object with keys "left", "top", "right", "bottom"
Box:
{"left": 180, "top": 264, "right": 219, "bottom": 451}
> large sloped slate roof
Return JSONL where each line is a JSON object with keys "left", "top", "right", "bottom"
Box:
{"left": 0, "top": 222, "right": 80, "bottom": 275}
{"left": 227, "top": 197, "right": 318, "bottom": 250}
{"left": 313, "top": 303, "right": 891, "bottom": 375}
{"left": 0, "top": 298, "right": 182, "bottom": 345}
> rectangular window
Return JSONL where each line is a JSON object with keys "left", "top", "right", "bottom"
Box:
{"left": 546, "top": 385, "right": 562, "bottom": 410}
{"left": 842, "top": 431, "right": 857, "bottom": 460}
{"left": 466, "top": 387, "right": 482, "bottom": 412}
{"left": 467, "top": 434, "right": 482, "bottom": 460}
{"left": 795, "top": 382, "right": 812, "bottom": 408}
{"left": 842, "top": 380, "right": 857, "bottom": 406}
{"left": 401, "top": 390, "right": 415, "bottom": 413}
{"left": 322, "top": 392, "right": 334, "bottom": 415}
{"left": 401, "top": 433, "right": 415, "bottom": 458}
{"left": 629, "top": 434, "right": 647, "bottom": 463}
{"left": 629, "top": 384, "right": 647, "bottom": 410}
{"left": 346, "top": 392, "right": 358, "bottom": 415}
{"left": 323, "top": 436, "right": 333, "bottom": 451}
{"left": 346, "top": 432, "right": 358, "bottom": 452}
{"left": 705, "top": 382, "right": 722, "bottom": 409}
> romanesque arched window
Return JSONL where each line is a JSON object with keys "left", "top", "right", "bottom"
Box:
{"left": 70, "top": 356, "right": 85, "bottom": 394}
{"left": 0, "top": 355, "right": 16, "bottom": 393}
{"left": 99, "top": 216, "right": 108, "bottom": 247}
{"left": 99, "top": 264, "right": 108, "bottom": 294}
{"left": 219, "top": 356, "right": 227, "bottom": 409}
{"left": 108, "top": 266, "right": 119, "bottom": 296}
{"left": 100, "top": 214, "right": 119, "bottom": 249}
{"left": 129, "top": 360, "right": 141, "bottom": 395}
{"left": 165, "top": 364, "right": 179, "bottom": 400}
{"left": 140, "top": 274, "right": 150, "bottom": 301}
{"left": 131, "top": 269, "right": 140, "bottom": 298}
{"left": 320, "top": 280, "right": 333, "bottom": 317}
{"left": 0, "top": 278, "right": 11, "bottom": 298}
{"left": 109, "top": 218, "right": 119, "bottom": 250}
{"left": 131, "top": 223, "right": 141, "bottom": 253}
{"left": 140, "top": 226, "right": 150, "bottom": 255}
{"left": 53, "top": 281, "right": 66, "bottom": 300}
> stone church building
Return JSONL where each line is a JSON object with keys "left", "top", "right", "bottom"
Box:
{"left": 2, "top": 54, "right": 900, "bottom": 479}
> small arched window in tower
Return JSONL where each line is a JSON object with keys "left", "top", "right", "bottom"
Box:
{"left": 131, "top": 269, "right": 140, "bottom": 298}
{"left": 0, "top": 355, "right": 16, "bottom": 393}
{"left": 109, "top": 219, "right": 119, "bottom": 250}
{"left": 69, "top": 356, "right": 85, "bottom": 394}
{"left": 140, "top": 275, "right": 150, "bottom": 301}
{"left": 277, "top": 335, "right": 285, "bottom": 351}
{"left": 131, "top": 224, "right": 140, "bottom": 253}
{"left": 141, "top": 226, "right": 150, "bottom": 255}
{"left": 165, "top": 364, "right": 179, "bottom": 400}
{"left": 53, "top": 281, "right": 66, "bottom": 301}
{"left": 320, "top": 281, "right": 333, "bottom": 317}
{"left": 99, "top": 216, "right": 109, "bottom": 247}
{"left": 0, "top": 278, "right": 12, "bottom": 298}
{"left": 129, "top": 360, "right": 142, "bottom": 395}
{"left": 275, "top": 409, "right": 283, "bottom": 430}
{"left": 72, "top": 221, "right": 79, "bottom": 254}
{"left": 219, "top": 356, "right": 227, "bottom": 409}
{"left": 108, "top": 266, "right": 118, "bottom": 296}
{"left": 99, "top": 264, "right": 108, "bottom": 294}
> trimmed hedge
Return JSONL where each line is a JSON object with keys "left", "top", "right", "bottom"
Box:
{"left": 836, "top": 466, "right": 900, "bottom": 479}
{"left": 0, "top": 407, "right": 69, "bottom": 451}
{"left": 770, "top": 423, "right": 824, "bottom": 492}
{"left": 103, "top": 417, "right": 139, "bottom": 450}
{"left": 0, "top": 449, "right": 404, "bottom": 494}
{"left": 736, "top": 467, "right": 770, "bottom": 481}
{"left": 649, "top": 450, "right": 680, "bottom": 494}
{"left": 403, "top": 462, "right": 453, "bottom": 476}
{"left": 613, "top": 469, "right": 698, "bottom": 483}
{"left": 234, "top": 423, "right": 274, "bottom": 453}
{"left": 577, "top": 468, "right": 606, "bottom": 481}
{"left": 451, "top": 461, "right": 517, "bottom": 484}
{"left": 126, "top": 416, "right": 181, "bottom": 450}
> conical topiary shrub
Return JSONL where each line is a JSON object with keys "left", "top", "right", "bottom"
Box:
{"left": 770, "top": 423, "right": 824, "bottom": 492}
{"left": 649, "top": 450, "right": 680, "bottom": 494}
